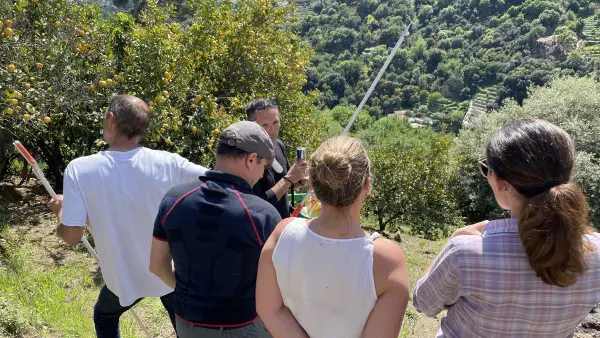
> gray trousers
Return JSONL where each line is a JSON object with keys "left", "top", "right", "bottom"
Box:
{"left": 176, "top": 316, "right": 273, "bottom": 338}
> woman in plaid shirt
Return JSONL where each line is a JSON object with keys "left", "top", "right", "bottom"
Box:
{"left": 414, "top": 119, "right": 600, "bottom": 337}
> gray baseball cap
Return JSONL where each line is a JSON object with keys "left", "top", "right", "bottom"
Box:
{"left": 218, "top": 121, "right": 283, "bottom": 174}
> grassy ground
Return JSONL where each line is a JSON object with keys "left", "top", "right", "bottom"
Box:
{"left": 0, "top": 188, "right": 174, "bottom": 338}
{"left": 395, "top": 231, "right": 445, "bottom": 338}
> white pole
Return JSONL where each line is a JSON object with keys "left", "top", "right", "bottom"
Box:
{"left": 12, "top": 141, "right": 151, "bottom": 338}
{"left": 293, "top": 22, "right": 412, "bottom": 217}
{"left": 342, "top": 22, "right": 412, "bottom": 136}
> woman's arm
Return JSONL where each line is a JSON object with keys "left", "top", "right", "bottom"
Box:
{"left": 256, "top": 218, "right": 309, "bottom": 338}
{"left": 362, "top": 239, "right": 410, "bottom": 338}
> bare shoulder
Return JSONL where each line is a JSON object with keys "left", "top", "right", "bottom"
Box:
{"left": 270, "top": 217, "right": 300, "bottom": 241}
{"left": 372, "top": 237, "right": 408, "bottom": 296}
{"left": 372, "top": 237, "right": 407, "bottom": 265}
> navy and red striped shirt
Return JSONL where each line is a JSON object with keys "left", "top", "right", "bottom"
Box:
{"left": 153, "top": 170, "right": 281, "bottom": 327}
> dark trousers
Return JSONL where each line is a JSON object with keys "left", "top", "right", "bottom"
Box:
{"left": 176, "top": 316, "right": 272, "bottom": 338}
{"left": 93, "top": 285, "right": 177, "bottom": 338}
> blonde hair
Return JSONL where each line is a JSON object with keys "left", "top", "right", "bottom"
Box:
{"left": 309, "top": 136, "right": 371, "bottom": 207}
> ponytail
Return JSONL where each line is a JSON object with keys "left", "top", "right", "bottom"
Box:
{"left": 518, "top": 183, "right": 594, "bottom": 287}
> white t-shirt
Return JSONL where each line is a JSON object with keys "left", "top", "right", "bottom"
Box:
{"left": 62, "top": 147, "right": 207, "bottom": 306}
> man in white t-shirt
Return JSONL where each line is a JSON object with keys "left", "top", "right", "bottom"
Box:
{"left": 48, "top": 95, "right": 206, "bottom": 338}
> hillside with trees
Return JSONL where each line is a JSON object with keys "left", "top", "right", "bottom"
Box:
{"left": 294, "top": 0, "right": 600, "bottom": 129}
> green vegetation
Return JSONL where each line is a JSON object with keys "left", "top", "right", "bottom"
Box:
{"left": 294, "top": 0, "right": 598, "bottom": 127}
{"left": 0, "top": 0, "right": 320, "bottom": 187}
{"left": 0, "top": 208, "right": 174, "bottom": 337}
{"left": 454, "top": 76, "right": 600, "bottom": 226}
{"left": 359, "top": 118, "right": 462, "bottom": 239}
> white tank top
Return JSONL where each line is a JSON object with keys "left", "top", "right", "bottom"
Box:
{"left": 272, "top": 218, "right": 380, "bottom": 338}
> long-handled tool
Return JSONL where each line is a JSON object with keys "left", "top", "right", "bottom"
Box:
{"left": 292, "top": 22, "right": 413, "bottom": 217}
{"left": 12, "top": 141, "right": 152, "bottom": 338}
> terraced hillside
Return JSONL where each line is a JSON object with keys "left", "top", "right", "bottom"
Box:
{"left": 463, "top": 86, "right": 500, "bottom": 127}
{"left": 583, "top": 17, "right": 600, "bottom": 58}
{"left": 427, "top": 99, "right": 460, "bottom": 114}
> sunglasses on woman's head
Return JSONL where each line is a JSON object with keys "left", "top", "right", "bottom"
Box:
{"left": 477, "top": 159, "right": 489, "bottom": 178}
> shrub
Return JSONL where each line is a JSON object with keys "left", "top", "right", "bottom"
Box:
{"left": 359, "top": 117, "right": 463, "bottom": 240}
{"left": 0, "top": 296, "right": 30, "bottom": 335}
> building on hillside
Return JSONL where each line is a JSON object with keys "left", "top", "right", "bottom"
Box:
{"left": 387, "top": 110, "right": 408, "bottom": 119}
{"left": 408, "top": 116, "right": 433, "bottom": 128}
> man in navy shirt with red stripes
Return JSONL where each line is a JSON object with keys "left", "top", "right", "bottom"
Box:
{"left": 149, "top": 121, "right": 282, "bottom": 337}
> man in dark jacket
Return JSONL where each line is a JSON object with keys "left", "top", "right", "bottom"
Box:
{"left": 150, "top": 121, "right": 282, "bottom": 337}
{"left": 246, "top": 99, "right": 307, "bottom": 219}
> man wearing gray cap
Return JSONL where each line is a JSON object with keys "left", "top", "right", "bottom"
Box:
{"left": 149, "top": 121, "right": 280, "bottom": 337}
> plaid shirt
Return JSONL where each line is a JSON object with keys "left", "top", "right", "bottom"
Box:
{"left": 413, "top": 218, "right": 600, "bottom": 338}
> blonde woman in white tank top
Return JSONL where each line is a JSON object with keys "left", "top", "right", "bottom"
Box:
{"left": 257, "top": 136, "right": 409, "bottom": 338}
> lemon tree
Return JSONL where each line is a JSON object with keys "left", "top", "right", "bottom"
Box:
{"left": 0, "top": 0, "right": 320, "bottom": 186}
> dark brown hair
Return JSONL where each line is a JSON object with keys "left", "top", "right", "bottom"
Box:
{"left": 309, "top": 136, "right": 370, "bottom": 207}
{"left": 246, "top": 98, "right": 278, "bottom": 121}
{"left": 486, "top": 119, "right": 594, "bottom": 287}
{"left": 107, "top": 95, "right": 151, "bottom": 139}
{"left": 216, "top": 142, "right": 250, "bottom": 160}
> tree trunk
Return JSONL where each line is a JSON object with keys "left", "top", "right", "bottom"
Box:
{"left": 0, "top": 131, "right": 11, "bottom": 182}
{"left": 377, "top": 215, "right": 386, "bottom": 232}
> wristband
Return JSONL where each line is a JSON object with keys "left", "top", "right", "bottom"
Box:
{"left": 283, "top": 176, "right": 293, "bottom": 185}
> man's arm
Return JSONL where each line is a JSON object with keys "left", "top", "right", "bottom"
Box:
{"left": 49, "top": 164, "right": 88, "bottom": 247}
{"left": 150, "top": 197, "right": 176, "bottom": 288}
{"left": 175, "top": 154, "right": 208, "bottom": 183}
{"left": 149, "top": 238, "right": 175, "bottom": 288}
{"left": 266, "top": 160, "right": 308, "bottom": 201}
{"left": 49, "top": 196, "right": 84, "bottom": 247}
{"left": 266, "top": 176, "right": 293, "bottom": 202}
